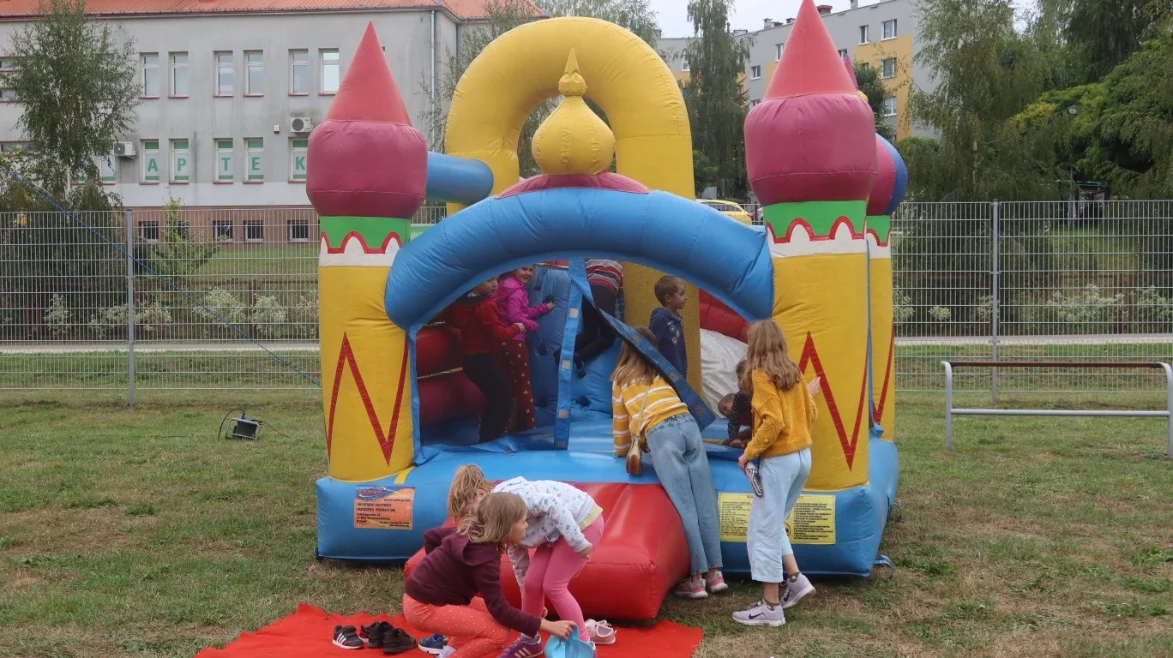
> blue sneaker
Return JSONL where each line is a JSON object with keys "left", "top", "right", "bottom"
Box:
{"left": 418, "top": 634, "right": 447, "bottom": 655}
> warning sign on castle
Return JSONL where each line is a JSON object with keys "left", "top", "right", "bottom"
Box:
{"left": 718, "top": 493, "right": 836, "bottom": 544}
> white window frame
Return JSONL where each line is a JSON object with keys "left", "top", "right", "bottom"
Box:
{"left": 883, "top": 19, "right": 898, "bottom": 40}
{"left": 775, "top": 43, "right": 784, "bottom": 61}
{"left": 141, "top": 140, "right": 161, "bottom": 183}
{"left": 245, "top": 50, "right": 264, "bottom": 96}
{"left": 883, "top": 96, "right": 897, "bottom": 117}
{"left": 290, "top": 138, "right": 308, "bottom": 182}
{"left": 881, "top": 57, "right": 897, "bottom": 79}
{"left": 288, "top": 218, "right": 310, "bottom": 242}
{"left": 139, "top": 221, "right": 160, "bottom": 242}
{"left": 216, "top": 139, "right": 234, "bottom": 183}
{"left": 246, "top": 138, "right": 264, "bottom": 182}
{"left": 319, "top": 49, "right": 340, "bottom": 94}
{"left": 141, "top": 53, "right": 159, "bottom": 97}
{"left": 859, "top": 25, "right": 870, "bottom": 44}
{"left": 244, "top": 220, "right": 264, "bottom": 243}
{"left": 214, "top": 51, "right": 234, "bottom": 97}
{"left": 213, "top": 220, "right": 233, "bottom": 240}
{"left": 289, "top": 49, "right": 309, "bottom": 95}
{"left": 170, "top": 52, "right": 189, "bottom": 97}
{"left": 681, "top": 60, "right": 690, "bottom": 72}
{"left": 838, "top": 49, "right": 848, "bottom": 61}
{"left": 170, "top": 139, "right": 191, "bottom": 183}
{"left": 750, "top": 65, "right": 762, "bottom": 80}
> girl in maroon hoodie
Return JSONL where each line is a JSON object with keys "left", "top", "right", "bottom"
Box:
{"left": 446, "top": 277, "right": 526, "bottom": 443}
{"left": 404, "top": 492, "right": 576, "bottom": 658}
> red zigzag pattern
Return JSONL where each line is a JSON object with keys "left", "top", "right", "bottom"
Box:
{"left": 798, "top": 332, "right": 869, "bottom": 470}
{"left": 325, "top": 333, "right": 410, "bottom": 465}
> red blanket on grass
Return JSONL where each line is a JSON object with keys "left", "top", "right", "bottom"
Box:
{"left": 195, "top": 604, "right": 704, "bottom": 657}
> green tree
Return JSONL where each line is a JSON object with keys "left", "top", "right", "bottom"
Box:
{"left": 1063, "top": 0, "right": 1169, "bottom": 84}
{"left": 907, "top": 0, "right": 1057, "bottom": 201}
{"left": 541, "top": 0, "right": 659, "bottom": 47}
{"left": 682, "top": 0, "right": 751, "bottom": 199}
{"left": 853, "top": 62, "right": 895, "bottom": 141}
{"left": 8, "top": 0, "right": 140, "bottom": 195}
{"left": 143, "top": 198, "right": 219, "bottom": 278}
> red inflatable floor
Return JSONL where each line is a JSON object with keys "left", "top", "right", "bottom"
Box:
{"left": 195, "top": 604, "right": 704, "bottom": 657}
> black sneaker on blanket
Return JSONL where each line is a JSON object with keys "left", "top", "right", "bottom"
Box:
{"left": 332, "top": 625, "right": 364, "bottom": 650}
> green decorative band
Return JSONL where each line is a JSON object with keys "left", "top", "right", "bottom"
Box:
{"left": 763, "top": 200, "right": 866, "bottom": 241}
{"left": 320, "top": 216, "right": 411, "bottom": 252}
{"left": 865, "top": 214, "right": 892, "bottom": 243}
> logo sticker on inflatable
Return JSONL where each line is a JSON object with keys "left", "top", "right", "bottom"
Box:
{"left": 354, "top": 485, "right": 415, "bottom": 530}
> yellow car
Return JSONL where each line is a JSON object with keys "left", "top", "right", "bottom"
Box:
{"left": 698, "top": 199, "right": 754, "bottom": 224}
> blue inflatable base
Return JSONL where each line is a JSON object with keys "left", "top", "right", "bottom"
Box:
{"left": 317, "top": 422, "right": 899, "bottom": 578}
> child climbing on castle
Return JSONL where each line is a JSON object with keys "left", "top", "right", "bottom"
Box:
{"left": 494, "top": 265, "right": 555, "bottom": 432}
{"left": 611, "top": 327, "right": 725, "bottom": 599}
{"left": 718, "top": 360, "right": 752, "bottom": 449}
{"left": 448, "top": 465, "right": 616, "bottom": 654}
{"left": 445, "top": 277, "right": 526, "bottom": 443}
{"left": 732, "top": 320, "right": 823, "bottom": 627}
{"left": 403, "top": 492, "right": 577, "bottom": 658}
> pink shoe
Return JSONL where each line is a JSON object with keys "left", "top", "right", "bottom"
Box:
{"left": 673, "top": 578, "right": 708, "bottom": 599}
{"left": 707, "top": 571, "right": 728, "bottom": 593}
{"left": 585, "top": 619, "right": 616, "bottom": 645}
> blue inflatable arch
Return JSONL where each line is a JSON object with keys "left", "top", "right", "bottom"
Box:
{"left": 384, "top": 187, "right": 775, "bottom": 329}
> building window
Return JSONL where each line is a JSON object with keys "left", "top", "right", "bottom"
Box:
{"left": 141, "top": 53, "right": 159, "bottom": 97}
{"left": 170, "top": 139, "right": 190, "bottom": 183}
{"left": 170, "top": 52, "right": 188, "bottom": 97}
{"left": 750, "top": 99, "right": 760, "bottom": 108}
{"left": 883, "top": 96, "right": 897, "bottom": 117}
{"left": 775, "top": 43, "right": 784, "bottom": 61}
{"left": 215, "top": 51, "right": 234, "bottom": 96}
{"left": 244, "top": 220, "right": 264, "bottom": 242}
{"left": 213, "top": 220, "right": 233, "bottom": 240}
{"left": 0, "top": 142, "right": 30, "bottom": 152}
{"left": 141, "top": 140, "right": 160, "bottom": 183}
{"left": 0, "top": 58, "right": 18, "bottom": 101}
{"left": 750, "top": 65, "right": 762, "bottom": 80}
{"left": 0, "top": 58, "right": 17, "bottom": 72}
{"left": 245, "top": 51, "right": 263, "bottom": 95}
{"left": 881, "top": 57, "right": 897, "bottom": 79}
{"left": 246, "top": 138, "right": 264, "bottom": 182}
{"left": 839, "top": 49, "right": 848, "bottom": 61}
{"left": 290, "top": 50, "right": 309, "bottom": 95}
{"left": 0, "top": 88, "right": 17, "bottom": 101}
{"left": 288, "top": 219, "right": 309, "bottom": 242}
{"left": 320, "top": 49, "right": 340, "bottom": 94}
{"left": 859, "top": 25, "right": 870, "bottom": 44}
{"left": 883, "top": 19, "right": 898, "bottom": 40}
{"left": 290, "top": 138, "right": 308, "bottom": 182}
{"left": 98, "top": 155, "right": 115, "bottom": 184}
{"left": 216, "top": 139, "right": 234, "bottom": 183}
{"left": 681, "top": 60, "right": 690, "bottom": 72}
{"left": 138, "top": 221, "right": 160, "bottom": 242}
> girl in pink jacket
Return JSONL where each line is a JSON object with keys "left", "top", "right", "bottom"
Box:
{"left": 494, "top": 265, "right": 554, "bottom": 431}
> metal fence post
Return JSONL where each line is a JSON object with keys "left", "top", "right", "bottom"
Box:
{"left": 125, "top": 209, "right": 136, "bottom": 407}
{"left": 991, "top": 199, "right": 1000, "bottom": 404}
{"left": 943, "top": 361, "right": 954, "bottom": 451}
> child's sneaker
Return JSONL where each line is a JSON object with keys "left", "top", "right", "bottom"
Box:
{"left": 707, "top": 571, "right": 728, "bottom": 593}
{"left": 331, "top": 625, "right": 364, "bottom": 650}
{"left": 585, "top": 619, "right": 616, "bottom": 645}
{"left": 381, "top": 627, "right": 417, "bottom": 654}
{"left": 437, "top": 648, "right": 456, "bottom": 658}
{"left": 731, "top": 599, "right": 786, "bottom": 627}
{"left": 499, "top": 634, "right": 544, "bottom": 658}
{"left": 673, "top": 577, "right": 708, "bottom": 599}
{"left": 418, "top": 633, "right": 447, "bottom": 655}
{"left": 781, "top": 573, "right": 816, "bottom": 609}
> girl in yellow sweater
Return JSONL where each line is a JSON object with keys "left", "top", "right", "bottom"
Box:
{"left": 612, "top": 327, "right": 726, "bottom": 599}
{"left": 733, "top": 320, "right": 823, "bottom": 627}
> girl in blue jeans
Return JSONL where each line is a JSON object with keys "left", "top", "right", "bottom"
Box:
{"left": 611, "top": 327, "right": 725, "bottom": 599}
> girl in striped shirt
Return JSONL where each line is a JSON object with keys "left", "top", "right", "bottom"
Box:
{"left": 610, "top": 327, "right": 725, "bottom": 599}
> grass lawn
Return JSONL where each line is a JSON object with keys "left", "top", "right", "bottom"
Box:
{"left": 2, "top": 390, "right": 1172, "bottom": 657}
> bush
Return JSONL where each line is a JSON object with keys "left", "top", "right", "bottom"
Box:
{"left": 87, "top": 301, "right": 172, "bottom": 337}
{"left": 251, "top": 294, "right": 287, "bottom": 339}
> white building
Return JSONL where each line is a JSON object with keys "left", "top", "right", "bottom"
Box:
{"left": 0, "top": 0, "right": 531, "bottom": 212}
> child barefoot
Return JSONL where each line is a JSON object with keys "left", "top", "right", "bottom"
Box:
{"left": 448, "top": 465, "right": 609, "bottom": 652}
{"left": 732, "top": 320, "right": 823, "bottom": 627}
{"left": 446, "top": 277, "right": 526, "bottom": 443}
{"left": 494, "top": 265, "right": 554, "bottom": 432}
{"left": 404, "top": 492, "right": 575, "bottom": 658}
{"left": 611, "top": 328, "right": 725, "bottom": 599}
{"left": 718, "top": 360, "right": 752, "bottom": 449}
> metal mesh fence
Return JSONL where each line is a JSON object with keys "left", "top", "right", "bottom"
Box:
{"left": 1, "top": 201, "right": 1170, "bottom": 395}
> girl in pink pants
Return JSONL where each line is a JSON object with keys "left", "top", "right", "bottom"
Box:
{"left": 447, "top": 465, "right": 610, "bottom": 657}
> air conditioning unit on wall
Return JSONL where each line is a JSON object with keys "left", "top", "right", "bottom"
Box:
{"left": 113, "top": 142, "right": 136, "bottom": 158}
{"left": 290, "top": 117, "right": 313, "bottom": 134}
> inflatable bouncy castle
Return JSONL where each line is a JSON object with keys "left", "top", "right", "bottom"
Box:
{"left": 312, "top": 0, "right": 906, "bottom": 622}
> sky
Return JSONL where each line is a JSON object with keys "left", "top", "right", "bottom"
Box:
{"left": 652, "top": 0, "right": 854, "bottom": 39}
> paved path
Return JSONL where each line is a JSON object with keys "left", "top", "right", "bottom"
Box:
{"left": 2, "top": 334, "right": 1169, "bottom": 354}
